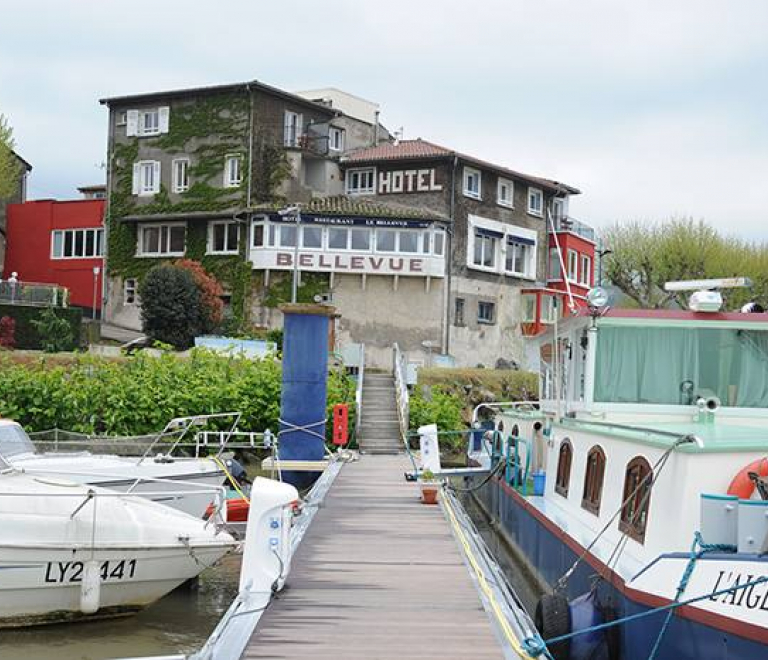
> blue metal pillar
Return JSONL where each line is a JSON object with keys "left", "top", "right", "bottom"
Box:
{"left": 277, "top": 303, "right": 335, "bottom": 489}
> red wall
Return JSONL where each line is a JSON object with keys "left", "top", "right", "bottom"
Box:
{"left": 3, "top": 199, "right": 105, "bottom": 311}
{"left": 547, "top": 231, "right": 596, "bottom": 301}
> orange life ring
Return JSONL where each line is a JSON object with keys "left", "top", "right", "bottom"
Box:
{"left": 727, "top": 457, "right": 768, "bottom": 499}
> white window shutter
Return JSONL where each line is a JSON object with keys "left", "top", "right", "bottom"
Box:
{"left": 152, "top": 161, "right": 161, "bottom": 193}
{"left": 126, "top": 110, "right": 139, "bottom": 137}
{"left": 132, "top": 163, "right": 140, "bottom": 194}
{"left": 159, "top": 106, "right": 170, "bottom": 134}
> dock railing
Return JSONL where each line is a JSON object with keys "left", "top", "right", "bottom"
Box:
{"left": 354, "top": 343, "right": 365, "bottom": 444}
{"left": 393, "top": 343, "right": 409, "bottom": 449}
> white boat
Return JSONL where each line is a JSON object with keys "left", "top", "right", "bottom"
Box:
{"left": 0, "top": 453, "right": 236, "bottom": 628}
{"left": 0, "top": 416, "right": 232, "bottom": 518}
{"left": 467, "top": 280, "right": 768, "bottom": 660}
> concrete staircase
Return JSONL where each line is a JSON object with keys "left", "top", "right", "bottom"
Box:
{"left": 358, "top": 371, "right": 403, "bottom": 455}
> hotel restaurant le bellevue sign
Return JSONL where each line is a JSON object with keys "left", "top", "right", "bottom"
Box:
{"left": 249, "top": 209, "right": 445, "bottom": 277}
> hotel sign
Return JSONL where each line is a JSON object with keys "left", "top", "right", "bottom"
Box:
{"left": 251, "top": 249, "right": 445, "bottom": 277}
{"left": 378, "top": 169, "right": 443, "bottom": 195}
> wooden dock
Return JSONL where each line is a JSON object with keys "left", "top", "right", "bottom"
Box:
{"left": 243, "top": 454, "right": 504, "bottom": 659}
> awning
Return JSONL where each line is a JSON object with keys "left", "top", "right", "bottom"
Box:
{"left": 507, "top": 234, "right": 536, "bottom": 246}
{"left": 474, "top": 227, "right": 504, "bottom": 239}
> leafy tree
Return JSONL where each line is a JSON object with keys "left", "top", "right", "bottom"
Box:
{"left": 30, "top": 308, "right": 74, "bottom": 353}
{"left": 139, "top": 264, "right": 204, "bottom": 349}
{"left": 175, "top": 259, "right": 224, "bottom": 333}
{"left": 603, "top": 218, "right": 768, "bottom": 309}
{"left": 0, "top": 113, "right": 20, "bottom": 200}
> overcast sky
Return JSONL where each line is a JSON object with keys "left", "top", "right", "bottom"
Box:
{"left": 1, "top": 0, "right": 766, "bottom": 238}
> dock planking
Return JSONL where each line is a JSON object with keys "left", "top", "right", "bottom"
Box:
{"left": 243, "top": 454, "right": 504, "bottom": 659}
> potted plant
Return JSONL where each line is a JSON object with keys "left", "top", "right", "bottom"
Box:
{"left": 419, "top": 469, "right": 440, "bottom": 505}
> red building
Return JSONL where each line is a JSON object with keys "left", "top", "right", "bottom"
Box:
{"left": 3, "top": 198, "right": 105, "bottom": 313}
{"left": 521, "top": 216, "right": 596, "bottom": 336}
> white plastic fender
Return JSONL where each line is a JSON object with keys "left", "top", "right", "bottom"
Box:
{"left": 80, "top": 560, "right": 101, "bottom": 614}
{"left": 239, "top": 477, "right": 299, "bottom": 594}
{"left": 418, "top": 423, "right": 442, "bottom": 475}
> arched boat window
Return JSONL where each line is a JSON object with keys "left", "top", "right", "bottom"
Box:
{"left": 511, "top": 424, "right": 519, "bottom": 438}
{"left": 619, "top": 456, "right": 653, "bottom": 543}
{"left": 497, "top": 420, "right": 505, "bottom": 433}
{"left": 581, "top": 445, "right": 606, "bottom": 515}
{"left": 555, "top": 439, "right": 573, "bottom": 497}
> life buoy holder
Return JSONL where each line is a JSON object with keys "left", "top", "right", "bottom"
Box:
{"left": 727, "top": 457, "right": 768, "bottom": 499}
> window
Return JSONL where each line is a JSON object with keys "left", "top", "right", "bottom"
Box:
{"left": 555, "top": 439, "right": 573, "bottom": 497}
{"left": 138, "top": 223, "right": 186, "bottom": 256}
{"left": 505, "top": 239, "right": 530, "bottom": 277}
{"left": 224, "top": 155, "right": 242, "bottom": 188}
{"left": 329, "top": 227, "right": 349, "bottom": 250}
{"left": 553, "top": 197, "right": 566, "bottom": 221}
{"left": 522, "top": 294, "right": 536, "bottom": 323}
{"left": 580, "top": 254, "right": 592, "bottom": 286}
{"left": 528, "top": 187, "right": 543, "bottom": 216}
{"left": 567, "top": 249, "right": 578, "bottom": 282}
{"left": 463, "top": 167, "right": 481, "bottom": 199}
{"left": 252, "top": 221, "right": 265, "bottom": 247}
{"left": 302, "top": 225, "right": 323, "bottom": 249}
{"left": 549, "top": 247, "right": 562, "bottom": 280}
{"left": 133, "top": 160, "right": 160, "bottom": 196}
{"left": 208, "top": 221, "right": 240, "bottom": 254}
{"left": 284, "top": 111, "right": 303, "bottom": 147}
{"left": 619, "top": 457, "right": 653, "bottom": 543}
{"left": 433, "top": 230, "right": 445, "bottom": 256}
{"left": 329, "top": 127, "right": 344, "bottom": 152}
{"left": 126, "top": 107, "right": 169, "bottom": 137}
{"left": 124, "top": 278, "right": 137, "bottom": 305}
{"left": 582, "top": 446, "right": 606, "bottom": 515}
{"left": 346, "top": 168, "right": 375, "bottom": 195}
{"left": 140, "top": 109, "right": 159, "bottom": 136}
{"left": 377, "top": 229, "right": 396, "bottom": 252}
{"left": 473, "top": 230, "right": 497, "bottom": 269}
{"left": 279, "top": 224, "right": 297, "bottom": 248}
{"left": 455, "top": 298, "right": 465, "bottom": 326}
{"left": 172, "top": 158, "right": 189, "bottom": 193}
{"left": 541, "top": 295, "right": 558, "bottom": 324}
{"left": 51, "top": 228, "right": 104, "bottom": 259}
{"left": 497, "top": 178, "right": 514, "bottom": 207}
{"left": 398, "top": 231, "right": 419, "bottom": 253}
{"left": 116, "top": 111, "right": 127, "bottom": 127}
{"left": 478, "top": 301, "right": 495, "bottom": 324}
{"left": 350, "top": 228, "right": 371, "bottom": 250}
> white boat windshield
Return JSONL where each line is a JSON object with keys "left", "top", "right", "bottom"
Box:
{"left": 595, "top": 326, "right": 768, "bottom": 407}
{"left": 0, "top": 425, "right": 36, "bottom": 459}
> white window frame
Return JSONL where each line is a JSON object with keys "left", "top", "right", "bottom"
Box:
{"left": 172, "top": 158, "right": 190, "bottom": 193}
{"left": 137, "top": 222, "right": 187, "bottom": 257}
{"left": 478, "top": 300, "right": 496, "bottom": 325}
{"left": 542, "top": 295, "right": 558, "bottom": 324}
{"left": 301, "top": 224, "right": 325, "bottom": 251}
{"left": 580, "top": 254, "right": 592, "bottom": 286}
{"left": 51, "top": 228, "right": 104, "bottom": 259}
{"left": 329, "top": 126, "right": 345, "bottom": 152}
{"left": 497, "top": 178, "right": 514, "bottom": 208}
{"left": 116, "top": 111, "right": 127, "bottom": 127}
{"left": 224, "top": 154, "right": 243, "bottom": 188}
{"left": 472, "top": 231, "right": 498, "bottom": 271}
{"left": 284, "top": 111, "right": 303, "bottom": 147}
{"left": 463, "top": 167, "right": 482, "bottom": 200}
{"left": 207, "top": 220, "right": 240, "bottom": 255}
{"left": 135, "top": 160, "right": 160, "bottom": 196}
{"left": 505, "top": 241, "right": 529, "bottom": 277}
{"left": 552, "top": 197, "right": 566, "bottom": 221}
{"left": 432, "top": 229, "right": 445, "bottom": 256}
{"left": 124, "top": 278, "right": 138, "bottom": 306}
{"left": 251, "top": 219, "right": 266, "bottom": 248}
{"left": 345, "top": 167, "right": 376, "bottom": 195}
{"left": 549, "top": 247, "right": 563, "bottom": 281}
{"left": 522, "top": 294, "right": 537, "bottom": 323}
{"left": 528, "top": 187, "right": 544, "bottom": 217}
{"left": 567, "top": 249, "right": 579, "bottom": 282}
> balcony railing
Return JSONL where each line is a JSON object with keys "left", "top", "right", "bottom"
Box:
{"left": 551, "top": 215, "right": 596, "bottom": 242}
{"left": 0, "top": 280, "right": 69, "bottom": 307}
{"left": 284, "top": 127, "right": 330, "bottom": 156}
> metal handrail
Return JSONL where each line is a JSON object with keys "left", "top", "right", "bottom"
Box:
{"left": 393, "top": 343, "right": 409, "bottom": 447}
{"left": 354, "top": 343, "right": 365, "bottom": 442}
{"left": 0, "top": 280, "right": 69, "bottom": 307}
{"left": 471, "top": 401, "right": 541, "bottom": 424}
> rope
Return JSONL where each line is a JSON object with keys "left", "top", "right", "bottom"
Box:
{"left": 645, "top": 531, "right": 736, "bottom": 660}
{"left": 442, "top": 488, "right": 539, "bottom": 660}
{"left": 277, "top": 417, "right": 327, "bottom": 442}
{"left": 522, "top": 533, "right": 755, "bottom": 658}
{"left": 212, "top": 455, "right": 250, "bottom": 504}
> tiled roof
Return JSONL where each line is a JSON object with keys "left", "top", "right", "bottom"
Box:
{"left": 342, "top": 138, "right": 580, "bottom": 195}
{"left": 253, "top": 196, "right": 447, "bottom": 221}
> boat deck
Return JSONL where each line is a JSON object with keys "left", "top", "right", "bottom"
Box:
{"left": 242, "top": 454, "right": 504, "bottom": 659}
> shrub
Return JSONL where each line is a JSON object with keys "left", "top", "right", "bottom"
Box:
{"left": 139, "top": 265, "right": 204, "bottom": 349}
{"left": 0, "top": 316, "right": 15, "bottom": 349}
{"left": 0, "top": 304, "right": 81, "bottom": 350}
{"left": 30, "top": 308, "right": 74, "bottom": 353}
{"left": 175, "top": 259, "right": 224, "bottom": 333}
{"left": 409, "top": 386, "right": 464, "bottom": 434}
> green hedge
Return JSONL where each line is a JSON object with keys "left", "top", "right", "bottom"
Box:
{"left": 0, "top": 304, "right": 82, "bottom": 351}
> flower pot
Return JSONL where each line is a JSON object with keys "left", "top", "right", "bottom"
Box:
{"left": 420, "top": 483, "right": 439, "bottom": 505}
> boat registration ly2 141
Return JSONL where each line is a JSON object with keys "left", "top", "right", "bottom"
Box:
{"left": 44, "top": 559, "right": 138, "bottom": 583}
